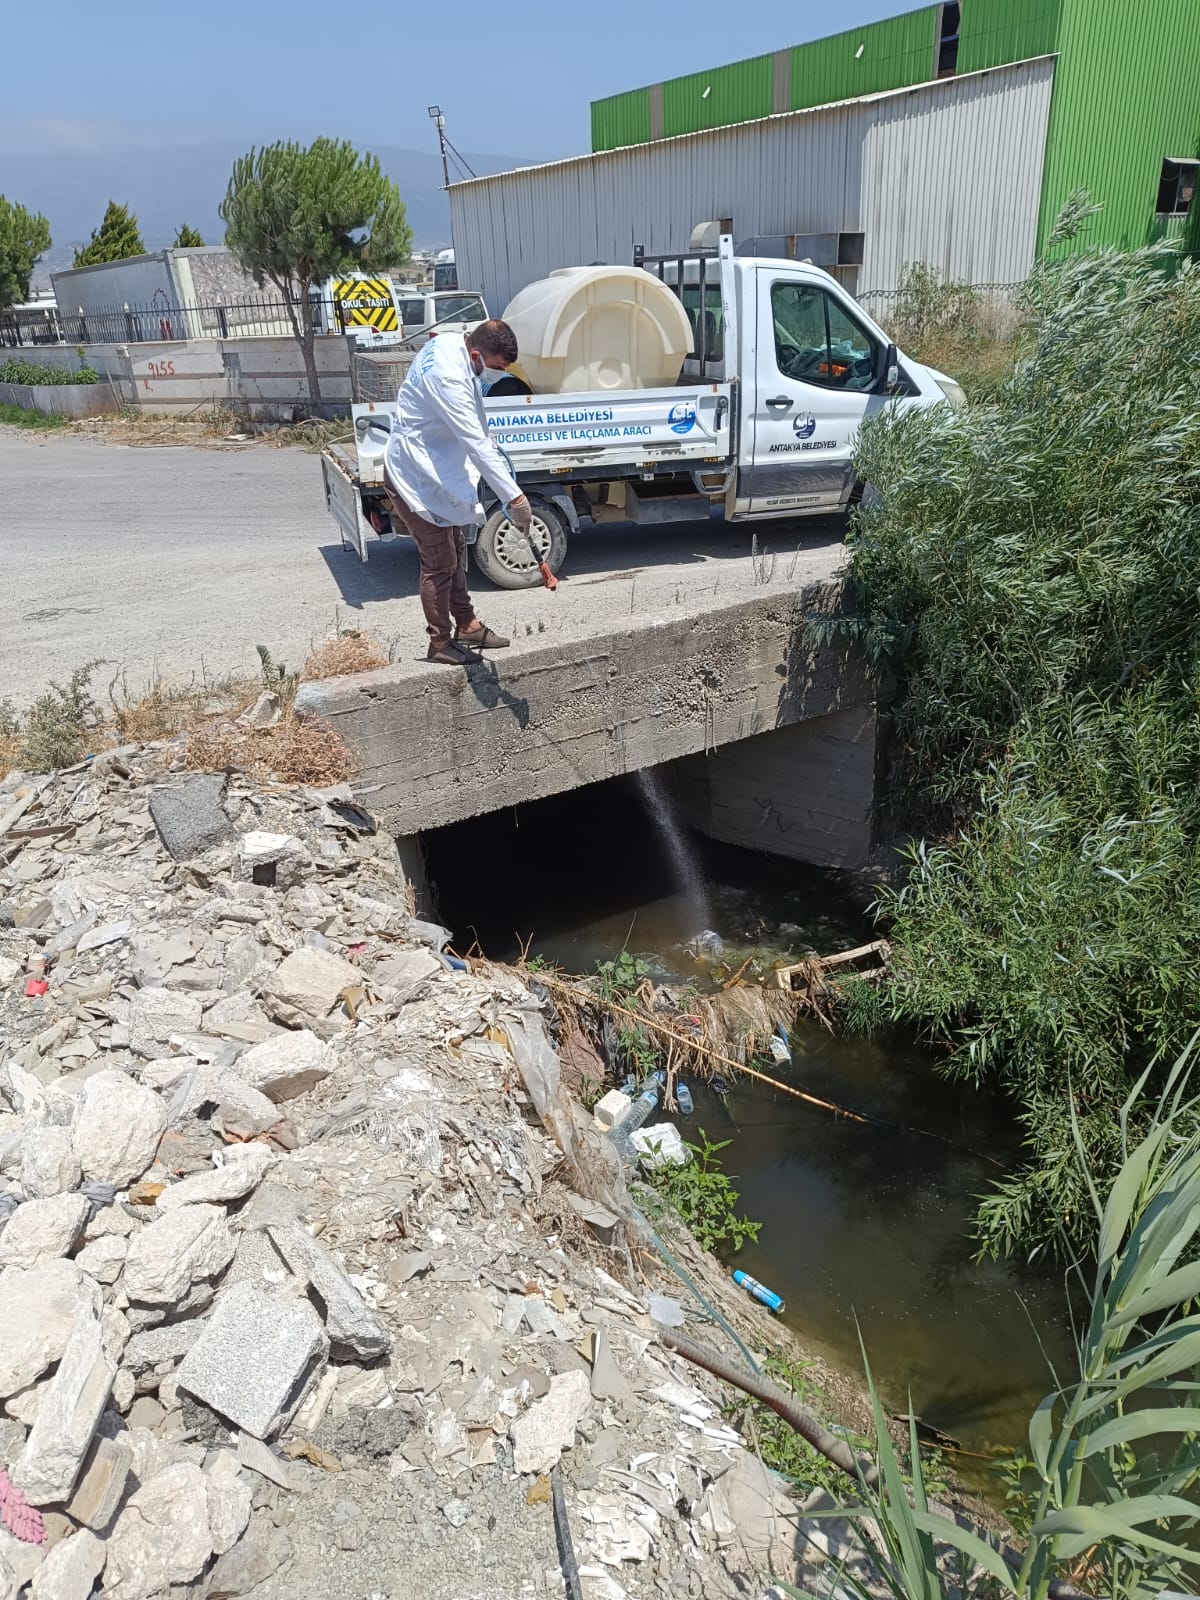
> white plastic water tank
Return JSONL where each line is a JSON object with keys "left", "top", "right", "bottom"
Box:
{"left": 501, "top": 266, "right": 693, "bottom": 393}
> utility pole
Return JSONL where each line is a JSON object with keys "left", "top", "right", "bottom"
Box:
{"left": 428, "top": 106, "right": 450, "bottom": 191}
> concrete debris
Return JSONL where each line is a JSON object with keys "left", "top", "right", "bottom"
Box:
{"left": 230, "top": 1029, "right": 333, "bottom": 1102}
{"left": 265, "top": 1219, "right": 392, "bottom": 1361}
{"left": 123, "top": 1203, "right": 236, "bottom": 1305}
{"left": 0, "top": 741, "right": 826, "bottom": 1600}
{"left": 71, "top": 1070, "right": 167, "bottom": 1186}
{"left": 156, "top": 1143, "right": 275, "bottom": 1210}
{"left": 0, "top": 1193, "right": 90, "bottom": 1270}
{"left": 103, "top": 1462, "right": 215, "bottom": 1600}
{"left": 0, "top": 1261, "right": 101, "bottom": 1398}
{"left": 510, "top": 1369, "right": 591, "bottom": 1474}
{"left": 264, "top": 945, "right": 361, "bottom": 1017}
{"left": 148, "top": 774, "right": 232, "bottom": 861}
{"left": 28, "top": 1527, "right": 105, "bottom": 1600}
{"left": 66, "top": 1435, "right": 133, "bottom": 1530}
{"left": 19, "top": 1126, "right": 81, "bottom": 1200}
{"left": 237, "top": 692, "right": 283, "bottom": 731}
{"left": 13, "top": 1312, "right": 116, "bottom": 1505}
{"left": 177, "top": 1280, "right": 329, "bottom": 1439}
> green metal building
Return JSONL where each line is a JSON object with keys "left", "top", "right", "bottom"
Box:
{"left": 590, "top": 0, "right": 1200, "bottom": 254}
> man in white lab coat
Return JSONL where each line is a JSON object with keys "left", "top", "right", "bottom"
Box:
{"left": 384, "top": 320, "right": 534, "bottom": 666}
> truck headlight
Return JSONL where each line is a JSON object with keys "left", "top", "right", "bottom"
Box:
{"left": 937, "top": 377, "right": 967, "bottom": 410}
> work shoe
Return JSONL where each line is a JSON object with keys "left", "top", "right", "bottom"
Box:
{"left": 426, "top": 640, "right": 481, "bottom": 667}
{"left": 456, "top": 623, "right": 510, "bottom": 650}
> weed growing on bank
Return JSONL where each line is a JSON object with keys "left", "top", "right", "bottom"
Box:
{"left": 0, "top": 401, "right": 67, "bottom": 429}
{"left": 640, "top": 1128, "right": 761, "bottom": 1254}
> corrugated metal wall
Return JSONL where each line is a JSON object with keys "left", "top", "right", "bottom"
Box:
{"left": 1037, "top": 0, "right": 1200, "bottom": 253}
{"left": 591, "top": 89, "right": 652, "bottom": 152}
{"left": 452, "top": 60, "right": 1055, "bottom": 312}
{"left": 790, "top": 8, "right": 939, "bottom": 111}
{"left": 860, "top": 57, "right": 1056, "bottom": 287}
{"left": 957, "top": 0, "right": 1064, "bottom": 74}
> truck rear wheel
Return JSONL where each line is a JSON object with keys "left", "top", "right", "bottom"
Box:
{"left": 472, "top": 500, "right": 568, "bottom": 590}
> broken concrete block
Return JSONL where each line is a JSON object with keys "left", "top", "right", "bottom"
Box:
{"left": 0, "top": 1260, "right": 101, "bottom": 1398}
{"left": 264, "top": 946, "right": 360, "bottom": 1018}
{"left": 204, "top": 1463, "right": 252, "bottom": 1555}
{"left": 148, "top": 774, "right": 231, "bottom": 862}
{"left": 122, "top": 1320, "right": 206, "bottom": 1377}
{"left": 123, "top": 1204, "right": 235, "bottom": 1306}
{"left": 237, "top": 691, "right": 282, "bottom": 731}
{"left": 66, "top": 1434, "right": 133, "bottom": 1530}
{"left": 510, "top": 1369, "right": 591, "bottom": 1474}
{"left": 103, "top": 1461, "right": 214, "bottom": 1600}
{"left": 71, "top": 1070, "right": 167, "bottom": 1187}
{"left": 0, "top": 954, "right": 21, "bottom": 988}
{"left": 176, "top": 1279, "right": 329, "bottom": 1439}
{"left": 593, "top": 1089, "right": 634, "bottom": 1132}
{"left": 128, "top": 988, "right": 203, "bottom": 1059}
{"left": 237, "top": 831, "right": 309, "bottom": 889}
{"left": 156, "top": 1143, "right": 275, "bottom": 1211}
{"left": 73, "top": 1234, "right": 128, "bottom": 1285}
{"left": 20, "top": 1126, "right": 82, "bottom": 1199}
{"left": 76, "top": 920, "right": 131, "bottom": 955}
{"left": 13, "top": 1313, "right": 115, "bottom": 1505}
{"left": 265, "top": 1220, "right": 392, "bottom": 1361}
{"left": 0, "top": 1192, "right": 90, "bottom": 1270}
{"left": 29, "top": 1527, "right": 105, "bottom": 1600}
{"left": 0, "top": 1528, "right": 45, "bottom": 1591}
{"left": 207, "top": 1532, "right": 284, "bottom": 1597}
{"left": 229, "top": 1030, "right": 333, "bottom": 1103}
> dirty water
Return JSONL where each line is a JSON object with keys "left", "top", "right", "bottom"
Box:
{"left": 425, "top": 773, "right": 1078, "bottom": 1495}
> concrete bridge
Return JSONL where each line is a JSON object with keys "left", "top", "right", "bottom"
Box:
{"left": 298, "top": 547, "right": 880, "bottom": 875}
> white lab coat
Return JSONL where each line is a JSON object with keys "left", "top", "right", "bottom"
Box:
{"left": 383, "top": 335, "right": 521, "bottom": 527}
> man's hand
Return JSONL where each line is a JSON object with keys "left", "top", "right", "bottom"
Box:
{"left": 508, "top": 496, "right": 533, "bottom": 534}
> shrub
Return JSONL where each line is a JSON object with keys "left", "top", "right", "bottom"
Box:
{"left": 0, "top": 357, "right": 98, "bottom": 386}
{"left": 838, "top": 235, "right": 1200, "bottom": 1258}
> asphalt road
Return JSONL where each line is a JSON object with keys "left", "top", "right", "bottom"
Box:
{"left": 1, "top": 432, "right": 847, "bottom": 705}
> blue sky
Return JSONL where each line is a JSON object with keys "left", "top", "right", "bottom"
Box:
{"left": 3, "top": 0, "right": 911, "bottom": 161}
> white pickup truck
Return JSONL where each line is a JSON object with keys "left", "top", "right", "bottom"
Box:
{"left": 320, "top": 236, "right": 963, "bottom": 587}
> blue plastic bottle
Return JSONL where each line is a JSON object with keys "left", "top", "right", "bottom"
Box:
{"left": 676, "top": 1083, "right": 694, "bottom": 1118}
{"left": 733, "top": 1269, "right": 785, "bottom": 1314}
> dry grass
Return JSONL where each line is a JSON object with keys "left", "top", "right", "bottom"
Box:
{"left": 185, "top": 709, "right": 351, "bottom": 786}
{"left": 303, "top": 631, "right": 389, "bottom": 680}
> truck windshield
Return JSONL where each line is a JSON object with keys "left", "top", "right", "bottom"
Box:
{"left": 432, "top": 295, "right": 485, "bottom": 323}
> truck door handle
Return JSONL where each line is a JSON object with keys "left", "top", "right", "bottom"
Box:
{"left": 765, "top": 396, "right": 793, "bottom": 411}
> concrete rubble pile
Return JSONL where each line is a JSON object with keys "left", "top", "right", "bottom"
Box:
{"left": 0, "top": 751, "right": 827, "bottom": 1600}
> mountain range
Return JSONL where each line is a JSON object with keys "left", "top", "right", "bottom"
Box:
{"left": 0, "top": 131, "right": 538, "bottom": 282}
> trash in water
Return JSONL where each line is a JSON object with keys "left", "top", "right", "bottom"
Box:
{"left": 732, "top": 1269, "right": 785, "bottom": 1314}
{"left": 768, "top": 1027, "right": 791, "bottom": 1065}
{"left": 689, "top": 930, "right": 725, "bottom": 958}
{"left": 675, "top": 1083, "right": 694, "bottom": 1118}
{"left": 710, "top": 1075, "right": 730, "bottom": 1097}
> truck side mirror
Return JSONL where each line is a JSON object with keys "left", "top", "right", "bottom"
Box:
{"left": 876, "top": 341, "right": 899, "bottom": 393}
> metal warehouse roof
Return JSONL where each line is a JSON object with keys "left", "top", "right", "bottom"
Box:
{"left": 448, "top": 55, "right": 1058, "bottom": 190}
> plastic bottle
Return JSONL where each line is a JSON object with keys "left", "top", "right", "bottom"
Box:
{"left": 675, "top": 1083, "right": 694, "bottom": 1118}
{"left": 732, "top": 1269, "right": 785, "bottom": 1314}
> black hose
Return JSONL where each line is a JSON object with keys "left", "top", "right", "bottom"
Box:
{"left": 551, "top": 1464, "right": 583, "bottom": 1600}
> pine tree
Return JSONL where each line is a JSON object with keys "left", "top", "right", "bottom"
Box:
{"left": 73, "top": 201, "right": 146, "bottom": 267}
{"left": 173, "top": 223, "right": 204, "bottom": 249}
{"left": 221, "top": 138, "right": 411, "bottom": 415}
{"left": 0, "top": 195, "right": 51, "bottom": 310}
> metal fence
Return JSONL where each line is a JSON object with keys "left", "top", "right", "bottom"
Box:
{"left": 0, "top": 294, "right": 347, "bottom": 348}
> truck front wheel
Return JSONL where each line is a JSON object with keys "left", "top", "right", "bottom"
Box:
{"left": 472, "top": 500, "right": 568, "bottom": 589}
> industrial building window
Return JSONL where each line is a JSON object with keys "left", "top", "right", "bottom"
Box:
{"left": 771, "top": 283, "right": 876, "bottom": 392}
{"left": 936, "top": 3, "right": 961, "bottom": 77}
{"left": 1157, "top": 159, "right": 1198, "bottom": 217}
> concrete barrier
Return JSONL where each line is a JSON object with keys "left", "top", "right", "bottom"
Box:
{"left": 3, "top": 336, "right": 354, "bottom": 419}
{"left": 0, "top": 380, "right": 118, "bottom": 418}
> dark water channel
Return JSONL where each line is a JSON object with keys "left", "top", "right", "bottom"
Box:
{"left": 424, "top": 773, "right": 1076, "bottom": 1492}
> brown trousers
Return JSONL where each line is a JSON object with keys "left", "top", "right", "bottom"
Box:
{"left": 386, "top": 487, "right": 479, "bottom": 650}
